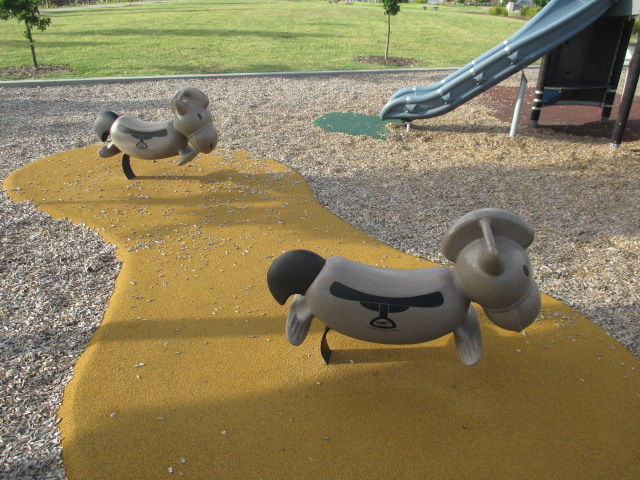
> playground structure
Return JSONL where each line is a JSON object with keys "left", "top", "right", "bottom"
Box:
{"left": 94, "top": 87, "right": 219, "bottom": 179}
{"left": 268, "top": 209, "right": 541, "bottom": 366}
{"left": 380, "top": 0, "right": 640, "bottom": 145}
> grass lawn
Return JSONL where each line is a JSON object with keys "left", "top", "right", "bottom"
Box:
{"left": 0, "top": 0, "right": 525, "bottom": 79}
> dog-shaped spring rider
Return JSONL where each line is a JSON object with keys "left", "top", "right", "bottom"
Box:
{"left": 267, "top": 208, "right": 541, "bottom": 365}
{"left": 94, "top": 87, "right": 219, "bottom": 179}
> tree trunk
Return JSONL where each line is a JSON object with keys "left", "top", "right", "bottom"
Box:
{"left": 27, "top": 27, "right": 39, "bottom": 69}
{"left": 385, "top": 15, "right": 390, "bottom": 59}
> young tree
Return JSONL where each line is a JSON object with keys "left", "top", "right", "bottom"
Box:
{"left": 0, "top": 0, "right": 51, "bottom": 69}
{"left": 382, "top": 0, "right": 400, "bottom": 60}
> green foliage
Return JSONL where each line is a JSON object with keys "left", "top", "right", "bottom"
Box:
{"left": 382, "top": 0, "right": 400, "bottom": 17}
{"left": 532, "top": 0, "right": 550, "bottom": 6}
{"left": 634, "top": 18, "right": 640, "bottom": 38}
{"left": 0, "top": 0, "right": 51, "bottom": 67}
{"left": 0, "top": 0, "right": 51, "bottom": 38}
{"left": 519, "top": 6, "right": 541, "bottom": 18}
{"left": 488, "top": 6, "right": 507, "bottom": 16}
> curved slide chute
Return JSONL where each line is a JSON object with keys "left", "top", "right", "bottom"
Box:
{"left": 380, "top": 0, "right": 617, "bottom": 121}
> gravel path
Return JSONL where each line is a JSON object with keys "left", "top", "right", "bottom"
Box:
{"left": 1, "top": 70, "right": 638, "bottom": 479}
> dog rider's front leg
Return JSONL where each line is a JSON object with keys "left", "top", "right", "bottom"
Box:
{"left": 286, "top": 294, "right": 314, "bottom": 346}
{"left": 177, "top": 145, "right": 198, "bottom": 166}
{"left": 453, "top": 305, "right": 483, "bottom": 366}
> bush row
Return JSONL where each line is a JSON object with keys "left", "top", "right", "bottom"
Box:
{"left": 487, "top": 5, "right": 541, "bottom": 18}
{"left": 488, "top": 6, "right": 507, "bottom": 16}
{"left": 518, "top": 6, "right": 541, "bottom": 18}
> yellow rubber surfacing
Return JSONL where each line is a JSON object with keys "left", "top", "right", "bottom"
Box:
{"left": 5, "top": 148, "right": 640, "bottom": 479}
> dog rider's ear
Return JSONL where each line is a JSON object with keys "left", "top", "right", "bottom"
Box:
{"left": 441, "top": 208, "right": 534, "bottom": 262}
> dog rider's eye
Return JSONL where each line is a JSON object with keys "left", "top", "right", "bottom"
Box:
{"left": 198, "top": 113, "right": 203, "bottom": 119}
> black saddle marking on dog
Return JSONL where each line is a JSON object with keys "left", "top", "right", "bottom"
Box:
{"left": 361, "top": 302, "right": 409, "bottom": 314}
{"left": 117, "top": 124, "right": 168, "bottom": 149}
{"left": 329, "top": 281, "right": 445, "bottom": 331}
{"left": 329, "top": 282, "right": 444, "bottom": 309}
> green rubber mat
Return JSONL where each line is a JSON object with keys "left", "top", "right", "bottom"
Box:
{"left": 314, "top": 112, "right": 402, "bottom": 139}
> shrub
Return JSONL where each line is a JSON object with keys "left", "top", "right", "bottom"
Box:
{"left": 519, "top": 6, "right": 541, "bottom": 18}
{"left": 488, "top": 6, "right": 507, "bottom": 16}
{"left": 633, "top": 18, "right": 639, "bottom": 38}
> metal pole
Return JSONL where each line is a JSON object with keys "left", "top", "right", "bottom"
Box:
{"left": 510, "top": 72, "right": 528, "bottom": 137}
{"left": 530, "top": 55, "right": 549, "bottom": 128}
{"left": 611, "top": 43, "right": 640, "bottom": 148}
{"left": 601, "top": 18, "right": 635, "bottom": 124}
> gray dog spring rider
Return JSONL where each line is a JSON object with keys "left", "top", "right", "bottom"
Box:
{"left": 94, "top": 87, "right": 219, "bottom": 179}
{"left": 267, "top": 208, "right": 541, "bottom": 365}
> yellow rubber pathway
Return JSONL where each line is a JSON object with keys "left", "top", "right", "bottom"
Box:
{"left": 5, "top": 148, "right": 640, "bottom": 479}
